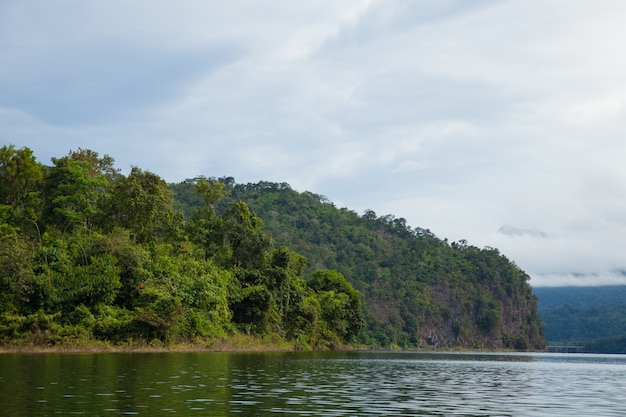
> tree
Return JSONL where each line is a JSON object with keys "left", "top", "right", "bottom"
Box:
{"left": 66, "top": 148, "right": 118, "bottom": 181}
{"left": 194, "top": 177, "right": 230, "bottom": 210}
{"left": 266, "top": 247, "right": 308, "bottom": 336}
{"left": 185, "top": 178, "right": 231, "bottom": 260}
{"left": 42, "top": 156, "right": 109, "bottom": 233}
{"left": 0, "top": 145, "right": 44, "bottom": 237}
{"left": 222, "top": 202, "right": 271, "bottom": 269}
{"left": 107, "top": 167, "right": 180, "bottom": 243}
{"left": 307, "top": 270, "right": 365, "bottom": 342}
{"left": 90, "top": 227, "right": 152, "bottom": 309}
{"left": 0, "top": 145, "right": 44, "bottom": 206}
{"left": 57, "top": 253, "right": 121, "bottom": 311}
{"left": 230, "top": 282, "right": 274, "bottom": 333}
{"left": 134, "top": 286, "right": 184, "bottom": 341}
{"left": 0, "top": 234, "right": 37, "bottom": 313}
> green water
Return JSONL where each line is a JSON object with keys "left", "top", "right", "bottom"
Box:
{"left": 1, "top": 351, "right": 625, "bottom": 416}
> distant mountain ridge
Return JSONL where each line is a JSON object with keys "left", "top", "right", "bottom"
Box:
{"left": 534, "top": 286, "right": 626, "bottom": 348}
{"left": 534, "top": 285, "right": 626, "bottom": 309}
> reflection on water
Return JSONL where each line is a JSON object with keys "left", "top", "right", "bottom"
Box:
{"left": 1, "top": 351, "right": 625, "bottom": 416}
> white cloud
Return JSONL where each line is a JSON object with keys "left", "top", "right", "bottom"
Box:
{"left": 3, "top": 0, "right": 626, "bottom": 287}
{"left": 498, "top": 225, "right": 549, "bottom": 238}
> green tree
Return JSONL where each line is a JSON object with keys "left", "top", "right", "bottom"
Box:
{"left": 66, "top": 148, "right": 118, "bottom": 181}
{"left": 0, "top": 145, "right": 44, "bottom": 206}
{"left": 58, "top": 253, "right": 121, "bottom": 311}
{"left": 43, "top": 157, "right": 109, "bottom": 233}
{"left": 134, "top": 286, "right": 184, "bottom": 341}
{"left": 186, "top": 178, "right": 232, "bottom": 260}
{"left": 229, "top": 282, "right": 274, "bottom": 334}
{"left": 107, "top": 167, "right": 181, "bottom": 243}
{"left": 307, "top": 270, "right": 365, "bottom": 342}
{"left": 0, "top": 145, "right": 44, "bottom": 238}
{"left": 0, "top": 234, "right": 37, "bottom": 313}
{"left": 92, "top": 227, "right": 152, "bottom": 308}
{"left": 0, "top": 205, "right": 19, "bottom": 237}
{"left": 195, "top": 177, "right": 230, "bottom": 210}
{"left": 222, "top": 202, "right": 272, "bottom": 269}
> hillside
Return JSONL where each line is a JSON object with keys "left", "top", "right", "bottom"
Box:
{"left": 534, "top": 286, "right": 626, "bottom": 350}
{"left": 534, "top": 285, "right": 626, "bottom": 309}
{"left": 0, "top": 146, "right": 545, "bottom": 350}
{"left": 171, "top": 178, "right": 545, "bottom": 350}
{"left": 0, "top": 147, "right": 364, "bottom": 350}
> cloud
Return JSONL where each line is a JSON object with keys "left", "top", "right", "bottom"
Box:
{"left": 498, "top": 225, "right": 549, "bottom": 238}
{"left": 1, "top": 44, "right": 240, "bottom": 125}
{"left": 3, "top": 0, "right": 626, "bottom": 287}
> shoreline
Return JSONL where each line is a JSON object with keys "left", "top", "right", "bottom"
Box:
{"left": 0, "top": 334, "right": 372, "bottom": 354}
{"left": 0, "top": 339, "right": 534, "bottom": 355}
{"left": 0, "top": 336, "right": 302, "bottom": 354}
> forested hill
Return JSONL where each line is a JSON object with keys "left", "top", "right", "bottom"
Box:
{"left": 0, "top": 146, "right": 543, "bottom": 350}
{"left": 1, "top": 147, "right": 366, "bottom": 350}
{"left": 534, "top": 286, "right": 626, "bottom": 309}
{"left": 534, "top": 286, "right": 626, "bottom": 351}
{"left": 171, "top": 178, "right": 545, "bottom": 350}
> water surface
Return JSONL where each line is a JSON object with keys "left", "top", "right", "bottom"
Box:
{"left": 1, "top": 351, "right": 624, "bottom": 416}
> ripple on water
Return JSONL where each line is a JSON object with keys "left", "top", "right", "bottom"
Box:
{"left": 3, "top": 352, "right": 626, "bottom": 417}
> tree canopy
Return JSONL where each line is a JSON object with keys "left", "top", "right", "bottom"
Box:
{"left": 172, "top": 177, "right": 545, "bottom": 350}
{"left": 1, "top": 145, "right": 545, "bottom": 351}
{"left": 0, "top": 146, "right": 364, "bottom": 349}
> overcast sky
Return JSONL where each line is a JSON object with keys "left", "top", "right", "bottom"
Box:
{"left": 3, "top": 0, "right": 626, "bottom": 287}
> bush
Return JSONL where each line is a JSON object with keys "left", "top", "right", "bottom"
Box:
{"left": 0, "top": 311, "right": 26, "bottom": 343}
{"left": 93, "top": 304, "right": 142, "bottom": 343}
{"left": 134, "top": 286, "right": 184, "bottom": 342}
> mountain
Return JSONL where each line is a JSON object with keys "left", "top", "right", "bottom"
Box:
{"left": 0, "top": 145, "right": 545, "bottom": 350}
{"left": 534, "top": 285, "right": 626, "bottom": 310}
{"left": 171, "top": 178, "right": 546, "bottom": 350}
{"left": 534, "top": 286, "right": 626, "bottom": 348}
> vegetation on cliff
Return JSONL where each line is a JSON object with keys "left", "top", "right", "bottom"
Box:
{"left": 0, "top": 146, "right": 363, "bottom": 350}
{"left": 171, "top": 178, "right": 545, "bottom": 350}
{"left": 1, "top": 145, "right": 544, "bottom": 350}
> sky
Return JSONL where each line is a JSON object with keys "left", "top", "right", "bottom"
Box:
{"left": 2, "top": 0, "right": 626, "bottom": 287}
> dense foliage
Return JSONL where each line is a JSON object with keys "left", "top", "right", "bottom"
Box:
{"left": 583, "top": 335, "right": 626, "bottom": 354}
{"left": 0, "top": 146, "right": 364, "bottom": 349}
{"left": 1, "top": 145, "right": 545, "bottom": 350}
{"left": 171, "top": 179, "right": 545, "bottom": 350}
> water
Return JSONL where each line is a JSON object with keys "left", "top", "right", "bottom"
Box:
{"left": 1, "top": 350, "right": 625, "bottom": 416}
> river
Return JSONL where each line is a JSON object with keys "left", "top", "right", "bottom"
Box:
{"left": 1, "top": 350, "right": 624, "bottom": 416}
